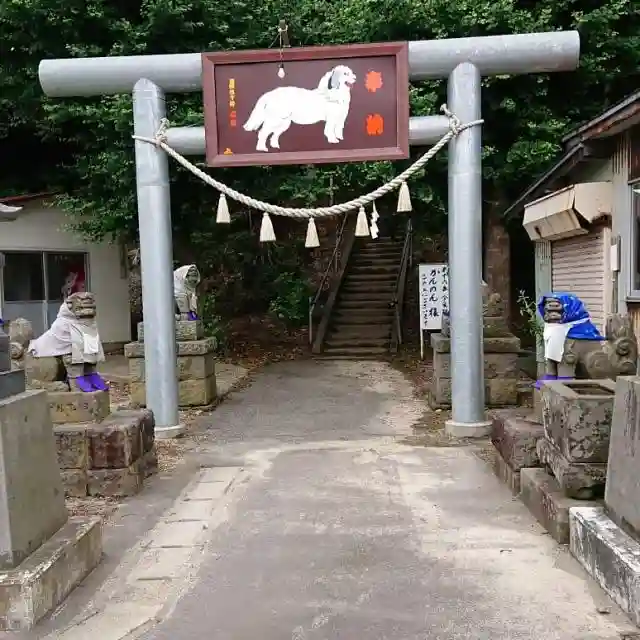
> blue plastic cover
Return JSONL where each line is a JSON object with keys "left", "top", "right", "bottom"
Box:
{"left": 537, "top": 292, "right": 603, "bottom": 341}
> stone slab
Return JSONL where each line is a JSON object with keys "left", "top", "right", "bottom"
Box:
{"left": 138, "top": 319, "right": 204, "bottom": 342}
{"left": 0, "top": 517, "right": 102, "bottom": 631}
{"left": 541, "top": 378, "right": 615, "bottom": 463}
{"left": 430, "top": 377, "right": 518, "bottom": 409}
{"left": 0, "top": 390, "right": 68, "bottom": 570}
{"left": 490, "top": 409, "right": 543, "bottom": 471}
{"left": 605, "top": 376, "right": 640, "bottom": 535}
{"left": 433, "top": 351, "right": 518, "bottom": 379}
{"left": 492, "top": 446, "right": 521, "bottom": 495}
{"left": 431, "top": 333, "right": 521, "bottom": 354}
{"left": 486, "top": 378, "right": 519, "bottom": 406}
{"left": 520, "top": 468, "right": 600, "bottom": 544}
{"left": 54, "top": 424, "right": 90, "bottom": 469}
{"left": 87, "top": 411, "right": 145, "bottom": 469}
{"left": 0, "top": 369, "right": 25, "bottom": 400}
{"left": 537, "top": 438, "right": 606, "bottom": 500}
{"left": 482, "top": 316, "right": 513, "bottom": 338}
{"left": 131, "top": 375, "right": 217, "bottom": 408}
{"left": 48, "top": 390, "right": 111, "bottom": 425}
{"left": 570, "top": 506, "right": 640, "bottom": 627}
{"left": 88, "top": 458, "right": 145, "bottom": 497}
{"left": 60, "top": 469, "right": 89, "bottom": 498}
{"left": 128, "top": 351, "right": 216, "bottom": 382}
{"left": 0, "top": 332, "right": 9, "bottom": 372}
{"left": 125, "top": 336, "right": 216, "bottom": 359}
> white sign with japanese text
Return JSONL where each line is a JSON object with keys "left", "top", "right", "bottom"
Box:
{"left": 418, "top": 263, "right": 449, "bottom": 331}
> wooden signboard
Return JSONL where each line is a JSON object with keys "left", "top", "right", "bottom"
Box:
{"left": 201, "top": 42, "right": 409, "bottom": 168}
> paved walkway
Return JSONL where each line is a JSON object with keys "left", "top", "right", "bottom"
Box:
{"left": 45, "top": 361, "right": 634, "bottom": 639}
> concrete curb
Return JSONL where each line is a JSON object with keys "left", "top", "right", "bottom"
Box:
{"left": 44, "top": 466, "right": 245, "bottom": 640}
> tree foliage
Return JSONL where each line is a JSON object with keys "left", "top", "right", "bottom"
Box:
{"left": 1, "top": 0, "right": 639, "bottom": 319}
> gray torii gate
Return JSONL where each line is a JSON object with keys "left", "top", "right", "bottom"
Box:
{"left": 38, "top": 31, "right": 580, "bottom": 439}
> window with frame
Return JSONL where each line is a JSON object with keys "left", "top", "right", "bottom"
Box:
{"left": 633, "top": 183, "right": 640, "bottom": 294}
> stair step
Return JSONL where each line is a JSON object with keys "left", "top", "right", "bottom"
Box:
{"left": 345, "top": 273, "right": 397, "bottom": 281}
{"left": 320, "top": 346, "right": 389, "bottom": 358}
{"left": 326, "top": 339, "right": 389, "bottom": 349}
{"left": 351, "top": 266, "right": 399, "bottom": 275}
{"left": 333, "top": 314, "right": 393, "bottom": 324}
{"left": 327, "top": 331, "right": 390, "bottom": 342}
{"left": 340, "top": 291, "right": 394, "bottom": 300}
{"left": 342, "top": 283, "right": 395, "bottom": 292}
{"left": 352, "top": 259, "right": 400, "bottom": 267}
{"left": 338, "top": 302, "right": 392, "bottom": 312}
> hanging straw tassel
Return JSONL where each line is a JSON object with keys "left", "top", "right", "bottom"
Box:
{"left": 259, "top": 212, "right": 276, "bottom": 242}
{"left": 355, "top": 205, "right": 370, "bottom": 237}
{"left": 216, "top": 193, "right": 231, "bottom": 223}
{"left": 371, "top": 201, "right": 380, "bottom": 222}
{"left": 370, "top": 220, "right": 379, "bottom": 240}
{"left": 305, "top": 217, "right": 320, "bottom": 248}
{"left": 397, "top": 181, "right": 412, "bottom": 212}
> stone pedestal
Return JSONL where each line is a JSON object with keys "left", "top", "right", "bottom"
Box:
{"left": 569, "top": 377, "right": 640, "bottom": 627}
{"left": 0, "top": 332, "right": 102, "bottom": 631}
{"left": 49, "top": 386, "right": 157, "bottom": 497}
{"left": 54, "top": 409, "right": 157, "bottom": 498}
{"left": 490, "top": 409, "right": 543, "bottom": 494}
{"left": 538, "top": 379, "right": 614, "bottom": 499}
{"left": 429, "top": 335, "right": 521, "bottom": 409}
{"left": 125, "top": 321, "right": 217, "bottom": 408}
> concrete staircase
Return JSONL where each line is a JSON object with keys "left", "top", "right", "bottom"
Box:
{"left": 321, "top": 238, "right": 404, "bottom": 358}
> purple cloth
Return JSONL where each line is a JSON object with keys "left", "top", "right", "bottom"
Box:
{"left": 74, "top": 375, "right": 94, "bottom": 392}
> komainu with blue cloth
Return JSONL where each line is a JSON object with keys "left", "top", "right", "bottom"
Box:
{"left": 538, "top": 292, "right": 637, "bottom": 384}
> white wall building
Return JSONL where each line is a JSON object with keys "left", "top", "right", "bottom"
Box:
{"left": 0, "top": 194, "right": 131, "bottom": 348}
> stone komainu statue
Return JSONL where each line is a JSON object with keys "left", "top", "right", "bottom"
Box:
{"left": 538, "top": 293, "right": 637, "bottom": 382}
{"left": 173, "top": 264, "right": 201, "bottom": 321}
{"left": 25, "top": 292, "right": 108, "bottom": 392}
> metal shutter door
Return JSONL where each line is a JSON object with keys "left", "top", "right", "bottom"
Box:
{"left": 551, "top": 230, "right": 605, "bottom": 331}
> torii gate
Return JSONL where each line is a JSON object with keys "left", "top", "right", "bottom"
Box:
{"left": 38, "top": 31, "right": 580, "bottom": 439}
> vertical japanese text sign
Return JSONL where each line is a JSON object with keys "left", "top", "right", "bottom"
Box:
{"left": 419, "top": 264, "right": 449, "bottom": 331}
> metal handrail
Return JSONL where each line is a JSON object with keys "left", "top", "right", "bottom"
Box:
{"left": 391, "top": 218, "right": 413, "bottom": 351}
{"left": 308, "top": 213, "right": 350, "bottom": 346}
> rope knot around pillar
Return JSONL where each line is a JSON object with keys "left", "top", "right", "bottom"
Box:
{"left": 441, "top": 104, "right": 462, "bottom": 136}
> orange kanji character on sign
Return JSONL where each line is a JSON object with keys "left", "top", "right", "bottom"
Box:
{"left": 365, "top": 71, "right": 383, "bottom": 93}
{"left": 366, "top": 114, "right": 384, "bottom": 136}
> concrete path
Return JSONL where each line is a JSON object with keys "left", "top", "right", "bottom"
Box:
{"left": 46, "top": 361, "right": 636, "bottom": 639}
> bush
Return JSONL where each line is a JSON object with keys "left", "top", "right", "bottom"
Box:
{"left": 200, "top": 292, "right": 227, "bottom": 350}
{"left": 268, "top": 272, "right": 312, "bottom": 327}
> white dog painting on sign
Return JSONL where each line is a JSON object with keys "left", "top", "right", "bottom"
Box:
{"left": 243, "top": 65, "right": 357, "bottom": 152}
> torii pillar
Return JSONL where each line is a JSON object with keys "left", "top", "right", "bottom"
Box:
{"left": 38, "top": 32, "right": 580, "bottom": 438}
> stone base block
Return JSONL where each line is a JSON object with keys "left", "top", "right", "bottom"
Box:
{"left": 131, "top": 374, "right": 217, "bottom": 408}
{"left": 492, "top": 447, "right": 522, "bottom": 495}
{"left": 520, "top": 468, "right": 600, "bottom": 544}
{"left": 0, "top": 517, "right": 102, "bottom": 631}
{"left": 128, "top": 351, "right": 215, "bottom": 383}
{"left": 0, "top": 369, "right": 25, "bottom": 401}
{"left": 537, "top": 438, "right": 606, "bottom": 500}
{"left": 486, "top": 378, "right": 519, "bottom": 406}
{"left": 431, "top": 333, "right": 521, "bottom": 354}
{"left": 429, "top": 376, "right": 519, "bottom": 410}
{"left": 433, "top": 351, "right": 518, "bottom": 379}
{"left": 541, "top": 379, "right": 615, "bottom": 464}
{"left": 125, "top": 337, "right": 216, "bottom": 359}
{"left": 570, "top": 506, "right": 640, "bottom": 626}
{"left": 491, "top": 409, "right": 543, "bottom": 471}
{"left": 48, "top": 390, "right": 110, "bottom": 425}
{"left": 88, "top": 459, "right": 144, "bottom": 497}
{"left": 138, "top": 320, "right": 204, "bottom": 342}
{"left": 54, "top": 409, "right": 156, "bottom": 498}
